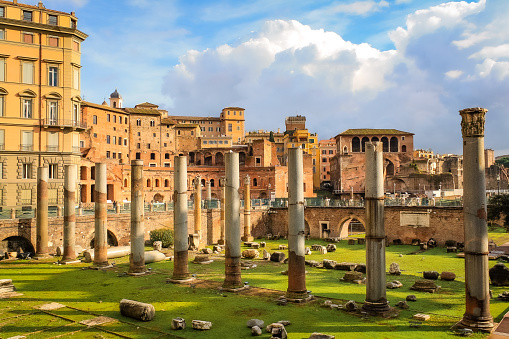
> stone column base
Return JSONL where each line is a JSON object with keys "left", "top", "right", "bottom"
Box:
{"left": 361, "top": 300, "right": 391, "bottom": 315}
{"left": 217, "top": 239, "right": 225, "bottom": 245}
{"left": 58, "top": 259, "right": 81, "bottom": 265}
{"left": 241, "top": 236, "right": 254, "bottom": 242}
{"left": 452, "top": 317, "right": 494, "bottom": 333}
{"left": 167, "top": 277, "right": 196, "bottom": 284}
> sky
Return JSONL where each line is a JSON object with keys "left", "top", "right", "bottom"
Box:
{"left": 27, "top": 0, "right": 509, "bottom": 156}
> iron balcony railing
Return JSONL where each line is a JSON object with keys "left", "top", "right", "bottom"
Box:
{"left": 20, "top": 144, "right": 33, "bottom": 151}
{"left": 0, "top": 143, "right": 4, "bottom": 150}
{"left": 42, "top": 119, "right": 87, "bottom": 129}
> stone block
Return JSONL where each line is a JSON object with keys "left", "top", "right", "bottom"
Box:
{"left": 251, "top": 243, "right": 260, "bottom": 249}
{"left": 192, "top": 320, "right": 212, "bottom": 330}
{"left": 270, "top": 252, "right": 286, "bottom": 262}
{"left": 354, "top": 263, "right": 366, "bottom": 274}
{"left": 152, "top": 241, "right": 162, "bottom": 251}
{"left": 348, "top": 239, "right": 356, "bottom": 245}
{"left": 413, "top": 314, "right": 430, "bottom": 321}
{"left": 341, "top": 271, "right": 364, "bottom": 283}
{"left": 490, "top": 263, "right": 509, "bottom": 286}
{"left": 242, "top": 249, "right": 260, "bottom": 259}
{"left": 395, "top": 301, "right": 409, "bottom": 309}
{"left": 119, "top": 299, "right": 155, "bottom": 322}
{"left": 334, "top": 262, "right": 357, "bottom": 271}
{"left": 263, "top": 249, "right": 271, "bottom": 260}
{"left": 260, "top": 242, "right": 266, "bottom": 247}
{"left": 406, "top": 295, "right": 417, "bottom": 301}
{"left": 171, "top": 317, "right": 186, "bottom": 330}
{"left": 322, "top": 259, "right": 337, "bottom": 269}
{"left": 278, "top": 245, "right": 287, "bottom": 250}
{"left": 422, "top": 271, "right": 439, "bottom": 280}
{"left": 308, "top": 333, "right": 335, "bottom": 339}
{"left": 344, "top": 300, "right": 359, "bottom": 312}
{"left": 305, "top": 247, "right": 312, "bottom": 255}
{"left": 410, "top": 280, "right": 440, "bottom": 293}
{"left": 357, "top": 238, "right": 366, "bottom": 245}
{"left": 389, "top": 262, "right": 401, "bottom": 275}
{"left": 202, "top": 248, "right": 213, "bottom": 254}
{"left": 247, "top": 319, "right": 264, "bottom": 328}
{"left": 251, "top": 325, "right": 262, "bottom": 336}
{"left": 318, "top": 246, "right": 327, "bottom": 255}
{"left": 387, "top": 280, "right": 403, "bottom": 289}
{"left": 326, "top": 244, "right": 336, "bottom": 252}
{"left": 440, "top": 271, "right": 456, "bottom": 281}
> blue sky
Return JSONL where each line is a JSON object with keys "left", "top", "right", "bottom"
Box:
{"left": 28, "top": 0, "right": 509, "bottom": 156}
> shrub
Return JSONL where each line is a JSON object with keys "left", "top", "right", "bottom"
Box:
{"left": 149, "top": 228, "right": 174, "bottom": 248}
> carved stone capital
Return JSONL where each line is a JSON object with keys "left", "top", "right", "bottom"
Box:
{"left": 459, "top": 107, "right": 487, "bottom": 137}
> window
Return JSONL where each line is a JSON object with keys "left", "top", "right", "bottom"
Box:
{"left": 118, "top": 137, "right": 122, "bottom": 145}
{"left": 48, "top": 164, "right": 58, "bottom": 179}
{"left": 322, "top": 158, "right": 327, "bottom": 163}
{"left": 312, "top": 159, "right": 316, "bottom": 165}
{"left": 23, "top": 10, "right": 32, "bottom": 21}
{"left": 0, "top": 29, "right": 4, "bottom": 40}
{"left": 136, "top": 153, "right": 141, "bottom": 159}
{"left": 166, "top": 133, "right": 169, "bottom": 137}
{"left": 23, "top": 32, "right": 33, "bottom": 43}
{"left": 93, "top": 133, "right": 97, "bottom": 138}
{"left": 73, "top": 103, "right": 79, "bottom": 123}
{"left": 191, "top": 131, "right": 194, "bottom": 136}
{"left": 136, "top": 119, "right": 141, "bottom": 126}
{"left": 178, "top": 130, "right": 181, "bottom": 136}
{"left": 0, "top": 7, "right": 4, "bottom": 17}
{"left": 93, "top": 115, "right": 97, "bottom": 124}
{"left": 0, "top": 94, "right": 4, "bottom": 117}
{"left": 125, "top": 117, "right": 127, "bottom": 124}
{"left": 137, "top": 132, "right": 140, "bottom": 136}
{"left": 150, "top": 153, "right": 155, "bottom": 160}
{"left": 147, "top": 143, "right": 151, "bottom": 149}
{"left": 22, "top": 98, "right": 32, "bottom": 118}
{"left": 113, "top": 136, "right": 116, "bottom": 144}
{"left": 48, "top": 14, "right": 57, "bottom": 25}
{"left": 113, "top": 115, "right": 116, "bottom": 123}
{"left": 228, "top": 124, "right": 232, "bottom": 132}
{"left": 329, "top": 150, "right": 334, "bottom": 154}
{"left": 322, "top": 150, "right": 326, "bottom": 155}
{"left": 48, "top": 101, "right": 58, "bottom": 124}
{"left": 107, "top": 114, "right": 110, "bottom": 122}
{"left": 152, "top": 133, "right": 156, "bottom": 137}
{"left": 0, "top": 129, "right": 4, "bottom": 150}
{"left": 48, "top": 36, "right": 59, "bottom": 47}
{"left": 106, "top": 151, "right": 110, "bottom": 158}
{"left": 21, "top": 189, "right": 31, "bottom": 205}
{"left": 72, "top": 40, "right": 80, "bottom": 52}
{"left": 150, "top": 120, "right": 155, "bottom": 127}
{"left": 124, "top": 139, "right": 127, "bottom": 146}
{"left": 106, "top": 135, "right": 110, "bottom": 144}
{"left": 70, "top": 19, "right": 76, "bottom": 29}
{"left": 216, "top": 127, "right": 220, "bottom": 132}
{"left": 201, "top": 127, "right": 205, "bottom": 132}
{"left": 149, "top": 163, "right": 156, "bottom": 168}
{"left": 163, "top": 143, "right": 167, "bottom": 147}
{"left": 208, "top": 127, "right": 213, "bottom": 132}
{"left": 112, "top": 152, "right": 116, "bottom": 159}
{"left": 164, "top": 163, "right": 170, "bottom": 168}
{"left": 0, "top": 58, "right": 4, "bottom": 81}
{"left": 73, "top": 67, "right": 79, "bottom": 89}
{"left": 203, "top": 141, "right": 207, "bottom": 144}
{"left": 22, "top": 163, "right": 32, "bottom": 179}
{"left": 22, "top": 62, "right": 34, "bottom": 84}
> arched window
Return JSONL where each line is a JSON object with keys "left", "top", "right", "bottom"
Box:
{"left": 113, "top": 102, "right": 117, "bottom": 108}
{"left": 352, "top": 137, "right": 360, "bottom": 152}
{"left": 210, "top": 179, "right": 215, "bottom": 187}
{"left": 124, "top": 178, "right": 128, "bottom": 187}
{"left": 155, "top": 179, "right": 160, "bottom": 187}
{"left": 165, "top": 153, "right": 170, "bottom": 159}
{"left": 390, "top": 137, "right": 399, "bottom": 152}
{"left": 164, "top": 179, "right": 169, "bottom": 187}
{"left": 371, "top": 137, "right": 379, "bottom": 142}
{"left": 150, "top": 153, "right": 155, "bottom": 160}
{"left": 361, "top": 137, "right": 369, "bottom": 152}
{"left": 343, "top": 146, "right": 348, "bottom": 154}
{"left": 150, "top": 120, "right": 155, "bottom": 127}
{"left": 402, "top": 145, "right": 407, "bottom": 152}
{"left": 147, "top": 179, "right": 151, "bottom": 187}
{"left": 136, "top": 119, "right": 141, "bottom": 126}
{"left": 201, "top": 179, "right": 206, "bottom": 187}
{"left": 253, "top": 178, "right": 258, "bottom": 187}
{"left": 381, "top": 137, "right": 389, "bottom": 152}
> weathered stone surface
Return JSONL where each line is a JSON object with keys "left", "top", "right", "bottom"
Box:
{"left": 410, "top": 280, "right": 440, "bottom": 293}
{"left": 202, "top": 248, "right": 213, "bottom": 254}
{"left": 192, "top": 320, "right": 212, "bottom": 330}
{"left": 341, "top": 271, "right": 364, "bottom": 283}
{"left": 305, "top": 247, "right": 312, "bottom": 255}
{"left": 260, "top": 242, "right": 266, "bottom": 247}
{"left": 440, "top": 271, "right": 456, "bottom": 281}
{"left": 0, "top": 279, "right": 16, "bottom": 294}
{"left": 241, "top": 261, "right": 257, "bottom": 269}
{"left": 193, "top": 255, "right": 213, "bottom": 264}
{"left": 354, "top": 263, "right": 366, "bottom": 274}
{"left": 318, "top": 246, "right": 327, "bottom": 255}
{"left": 119, "top": 299, "right": 155, "bottom": 322}
{"left": 389, "top": 262, "right": 401, "bottom": 275}
{"left": 396, "top": 300, "right": 409, "bottom": 309}
{"left": 247, "top": 319, "right": 264, "bottom": 328}
{"left": 212, "top": 245, "right": 223, "bottom": 252}
{"left": 271, "top": 325, "right": 287, "bottom": 339}
{"left": 171, "top": 317, "right": 186, "bottom": 330}
{"left": 311, "top": 244, "right": 322, "bottom": 251}
{"left": 413, "top": 313, "right": 430, "bottom": 321}
{"left": 152, "top": 241, "right": 162, "bottom": 251}
{"left": 498, "top": 291, "right": 509, "bottom": 301}
{"left": 422, "top": 271, "right": 439, "bottom": 280}
{"left": 252, "top": 243, "right": 260, "bottom": 249}
{"left": 335, "top": 262, "right": 357, "bottom": 271}
{"left": 263, "top": 250, "right": 270, "bottom": 260}
{"left": 305, "top": 260, "right": 321, "bottom": 268}
{"left": 326, "top": 244, "right": 336, "bottom": 252}
{"left": 344, "top": 300, "right": 359, "bottom": 312}
{"left": 490, "top": 263, "right": 509, "bottom": 286}
{"left": 387, "top": 280, "right": 403, "bottom": 289}
{"left": 278, "top": 320, "right": 291, "bottom": 326}
{"left": 406, "top": 295, "right": 417, "bottom": 301}
{"left": 266, "top": 322, "right": 285, "bottom": 333}
{"left": 278, "top": 245, "right": 287, "bottom": 250}
{"left": 323, "top": 259, "right": 337, "bottom": 269}
{"left": 242, "top": 249, "right": 260, "bottom": 259}
{"left": 308, "top": 333, "right": 335, "bottom": 339}
{"left": 244, "top": 242, "right": 254, "bottom": 247}
{"left": 348, "top": 239, "right": 356, "bottom": 245}
{"left": 251, "top": 325, "right": 262, "bottom": 336}
{"left": 270, "top": 252, "right": 286, "bottom": 262}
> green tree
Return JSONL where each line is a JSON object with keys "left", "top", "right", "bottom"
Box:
{"left": 149, "top": 228, "right": 174, "bottom": 248}
{"left": 488, "top": 194, "right": 509, "bottom": 229}
{"left": 496, "top": 157, "right": 509, "bottom": 168}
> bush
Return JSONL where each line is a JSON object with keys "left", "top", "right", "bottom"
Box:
{"left": 149, "top": 228, "right": 174, "bottom": 248}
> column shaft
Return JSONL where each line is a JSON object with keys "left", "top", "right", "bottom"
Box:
{"left": 242, "top": 175, "right": 252, "bottom": 241}
{"left": 194, "top": 176, "right": 202, "bottom": 240}
{"left": 173, "top": 156, "right": 190, "bottom": 280}
{"left": 129, "top": 160, "right": 146, "bottom": 274}
{"left": 94, "top": 163, "right": 109, "bottom": 267}
{"left": 363, "top": 142, "right": 389, "bottom": 313}
{"left": 287, "top": 148, "right": 307, "bottom": 299}
{"left": 62, "top": 165, "right": 77, "bottom": 262}
{"left": 36, "top": 166, "right": 49, "bottom": 257}
{"left": 218, "top": 179, "right": 225, "bottom": 245}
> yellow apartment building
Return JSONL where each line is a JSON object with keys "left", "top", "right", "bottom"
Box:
{"left": 0, "top": 1, "right": 87, "bottom": 207}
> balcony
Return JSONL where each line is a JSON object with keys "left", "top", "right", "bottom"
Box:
{"left": 46, "top": 145, "right": 59, "bottom": 152}
{"left": 20, "top": 144, "right": 33, "bottom": 151}
{"left": 42, "top": 119, "right": 87, "bottom": 131}
{"left": 0, "top": 143, "right": 4, "bottom": 150}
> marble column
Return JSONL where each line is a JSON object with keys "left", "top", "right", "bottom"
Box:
{"left": 218, "top": 177, "right": 226, "bottom": 245}
{"left": 194, "top": 175, "right": 202, "bottom": 247}
{"left": 286, "top": 148, "right": 308, "bottom": 300}
{"left": 458, "top": 107, "right": 493, "bottom": 331}
{"left": 362, "top": 142, "right": 390, "bottom": 314}
{"left": 129, "top": 160, "right": 146, "bottom": 274}
{"left": 242, "top": 175, "right": 253, "bottom": 241}
{"left": 223, "top": 152, "right": 243, "bottom": 289}
{"left": 93, "top": 163, "right": 109, "bottom": 267}
{"left": 172, "top": 156, "right": 190, "bottom": 280}
{"left": 35, "top": 166, "right": 49, "bottom": 258}
{"left": 61, "top": 164, "right": 77, "bottom": 263}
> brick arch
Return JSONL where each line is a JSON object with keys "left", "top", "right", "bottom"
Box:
{"left": 87, "top": 229, "right": 119, "bottom": 248}
{"left": 336, "top": 214, "right": 366, "bottom": 238}
{"left": 1, "top": 235, "right": 34, "bottom": 253}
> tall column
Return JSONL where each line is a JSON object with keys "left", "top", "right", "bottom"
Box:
{"left": 35, "top": 166, "right": 49, "bottom": 258}
{"left": 93, "top": 163, "right": 109, "bottom": 267}
{"left": 172, "top": 156, "right": 190, "bottom": 281}
{"left": 242, "top": 175, "right": 253, "bottom": 241}
{"left": 62, "top": 164, "right": 77, "bottom": 263}
{"left": 362, "top": 142, "right": 390, "bottom": 314}
{"left": 206, "top": 180, "right": 212, "bottom": 202}
{"left": 458, "top": 108, "right": 493, "bottom": 331}
{"left": 223, "top": 152, "right": 243, "bottom": 289}
{"left": 129, "top": 160, "right": 146, "bottom": 275}
{"left": 286, "top": 148, "right": 308, "bottom": 300}
{"left": 218, "top": 177, "right": 226, "bottom": 245}
{"left": 194, "top": 175, "right": 202, "bottom": 247}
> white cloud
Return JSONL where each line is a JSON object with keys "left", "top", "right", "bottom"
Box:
{"left": 445, "top": 70, "right": 463, "bottom": 79}
{"left": 469, "top": 44, "right": 509, "bottom": 60}
{"left": 329, "top": 1, "right": 389, "bottom": 15}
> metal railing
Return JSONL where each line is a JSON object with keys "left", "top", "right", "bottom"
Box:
{"left": 42, "top": 119, "right": 87, "bottom": 129}
{"left": 20, "top": 144, "right": 33, "bottom": 151}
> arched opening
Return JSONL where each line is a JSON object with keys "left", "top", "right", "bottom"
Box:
{"left": 80, "top": 166, "right": 88, "bottom": 180}
{"left": 361, "top": 137, "right": 369, "bottom": 152}
{"left": 201, "top": 179, "right": 206, "bottom": 187}
{"left": 210, "top": 179, "right": 215, "bottom": 187}
{"left": 338, "top": 218, "right": 365, "bottom": 238}
{"left": 153, "top": 193, "right": 164, "bottom": 202}
{"left": 147, "top": 179, "right": 151, "bottom": 187}
{"left": 352, "top": 137, "right": 360, "bottom": 152}
{"left": 1, "top": 236, "right": 34, "bottom": 255}
{"left": 259, "top": 192, "right": 267, "bottom": 199}
{"left": 215, "top": 152, "right": 224, "bottom": 166}
{"left": 239, "top": 152, "right": 246, "bottom": 165}
{"left": 89, "top": 230, "right": 119, "bottom": 248}
{"left": 402, "top": 145, "right": 407, "bottom": 152}
{"left": 189, "top": 152, "right": 195, "bottom": 164}
{"left": 124, "top": 178, "right": 128, "bottom": 187}
{"left": 253, "top": 178, "right": 258, "bottom": 187}
{"left": 371, "top": 137, "right": 379, "bottom": 142}
{"left": 204, "top": 152, "right": 213, "bottom": 166}
{"left": 381, "top": 137, "right": 389, "bottom": 152}
{"left": 390, "top": 137, "right": 399, "bottom": 152}
{"left": 386, "top": 160, "right": 395, "bottom": 176}
{"left": 155, "top": 179, "right": 160, "bottom": 187}
{"left": 343, "top": 146, "right": 348, "bottom": 154}
{"left": 164, "top": 179, "right": 169, "bottom": 187}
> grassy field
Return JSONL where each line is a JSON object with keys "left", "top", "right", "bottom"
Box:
{"left": 1, "top": 233, "right": 509, "bottom": 338}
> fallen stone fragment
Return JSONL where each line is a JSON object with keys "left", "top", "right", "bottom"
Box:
{"left": 498, "top": 291, "right": 509, "bottom": 301}
{"left": 251, "top": 325, "right": 262, "bottom": 336}
{"left": 318, "top": 246, "right": 328, "bottom": 254}
{"left": 278, "top": 320, "right": 291, "bottom": 326}
{"left": 341, "top": 271, "right": 364, "bottom": 284}
{"left": 305, "top": 247, "right": 312, "bottom": 255}
{"left": 389, "top": 262, "right": 401, "bottom": 275}
{"left": 326, "top": 244, "right": 336, "bottom": 252}
{"left": 344, "top": 300, "right": 359, "bottom": 312}
{"left": 440, "top": 271, "right": 456, "bottom": 281}
{"left": 192, "top": 320, "right": 212, "bottom": 330}
{"left": 152, "top": 241, "right": 162, "bottom": 251}
{"left": 247, "top": 319, "right": 264, "bottom": 328}
{"left": 406, "top": 295, "right": 417, "bottom": 302}
{"left": 354, "top": 264, "right": 366, "bottom": 274}
{"left": 489, "top": 263, "right": 509, "bottom": 286}
{"left": 263, "top": 250, "right": 270, "bottom": 260}
{"left": 242, "top": 249, "right": 260, "bottom": 259}
{"left": 386, "top": 280, "right": 403, "bottom": 289}
{"left": 311, "top": 244, "right": 322, "bottom": 251}
{"left": 213, "top": 245, "right": 223, "bottom": 252}
{"left": 395, "top": 301, "right": 409, "bottom": 309}
{"left": 410, "top": 280, "right": 440, "bottom": 293}
{"left": 241, "top": 261, "right": 257, "bottom": 270}
{"left": 193, "top": 255, "right": 213, "bottom": 264}
{"left": 308, "top": 333, "right": 335, "bottom": 339}
{"left": 335, "top": 262, "right": 357, "bottom": 271}
{"left": 413, "top": 313, "right": 430, "bottom": 321}
{"left": 267, "top": 323, "right": 287, "bottom": 339}
{"left": 0, "top": 279, "right": 17, "bottom": 294}
{"left": 422, "top": 271, "right": 439, "bottom": 280}
{"left": 270, "top": 252, "right": 286, "bottom": 262}
{"left": 305, "top": 260, "right": 320, "bottom": 267}
{"left": 202, "top": 248, "right": 213, "bottom": 254}
{"left": 260, "top": 242, "right": 266, "bottom": 247}
{"left": 323, "top": 259, "right": 337, "bottom": 269}
{"left": 119, "top": 299, "right": 155, "bottom": 322}
{"left": 171, "top": 317, "right": 186, "bottom": 330}
{"left": 252, "top": 243, "right": 260, "bottom": 249}
{"left": 279, "top": 245, "right": 287, "bottom": 250}
{"left": 456, "top": 328, "right": 473, "bottom": 337}
{"left": 267, "top": 322, "right": 285, "bottom": 333}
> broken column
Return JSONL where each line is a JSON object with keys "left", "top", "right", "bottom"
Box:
{"left": 458, "top": 108, "right": 493, "bottom": 331}
{"left": 223, "top": 152, "right": 243, "bottom": 289}
{"left": 242, "top": 175, "right": 253, "bottom": 242}
{"left": 206, "top": 180, "right": 212, "bottom": 202}
{"left": 362, "top": 142, "right": 390, "bottom": 314}
{"left": 129, "top": 160, "right": 146, "bottom": 275}
{"left": 218, "top": 177, "right": 226, "bottom": 245}
{"left": 286, "top": 147, "right": 308, "bottom": 300}
{"left": 61, "top": 164, "right": 78, "bottom": 263}
{"left": 35, "top": 166, "right": 49, "bottom": 258}
{"left": 171, "top": 156, "right": 191, "bottom": 281}
{"left": 193, "top": 175, "right": 202, "bottom": 247}
{"left": 93, "top": 163, "right": 109, "bottom": 267}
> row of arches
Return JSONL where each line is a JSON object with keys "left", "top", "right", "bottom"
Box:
{"left": 349, "top": 137, "right": 405, "bottom": 153}
{"left": 189, "top": 151, "right": 246, "bottom": 166}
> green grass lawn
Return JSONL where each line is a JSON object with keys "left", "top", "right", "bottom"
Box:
{"left": 1, "top": 235, "right": 509, "bottom": 338}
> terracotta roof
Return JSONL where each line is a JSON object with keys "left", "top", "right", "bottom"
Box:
{"left": 124, "top": 108, "right": 161, "bottom": 116}
{"left": 161, "top": 117, "right": 177, "bottom": 125}
{"left": 338, "top": 129, "right": 414, "bottom": 136}
{"left": 223, "top": 107, "right": 245, "bottom": 110}
{"left": 82, "top": 101, "right": 126, "bottom": 114}
{"left": 169, "top": 115, "right": 220, "bottom": 121}
{"left": 135, "top": 102, "right": 159, "bottom": 108}
{"left": 0, "top": 0, "right": 72, "bottom": 15}
{"left": 176, "top": 123, "right": 199, "bottom": 128}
